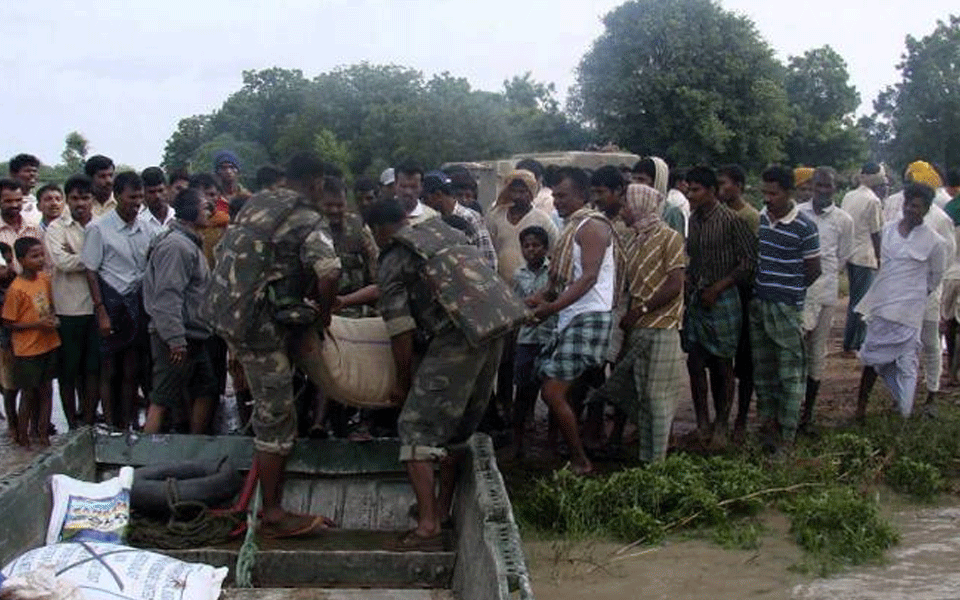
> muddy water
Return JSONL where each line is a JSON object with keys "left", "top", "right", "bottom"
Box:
{"left": 795, "top": 505, "right": 960, "bottom": 600}
{"left": 524, "top": 503, "right": 960, "bottom": 600}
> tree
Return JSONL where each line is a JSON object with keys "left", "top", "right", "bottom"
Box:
{"left": 162, "top": 115, "right": 212, "bottom": 172}
{"left": 61, "top": 131, "right": 89, "bottom": 173}
{"left": 873, "top": 15, "right": 960, "bottom": 172}
{"left": 571, "top": 0, "right": 791, "bottom": 168}
{"left": 783, "top": 46, "right": 866, "bottom": 169}
{"left": 504, "top": 73, "right": 592, "bottom": 152}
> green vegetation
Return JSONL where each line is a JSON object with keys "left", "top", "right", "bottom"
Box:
{"left": 512, "top": 407, "right": 960, "bottom": 577}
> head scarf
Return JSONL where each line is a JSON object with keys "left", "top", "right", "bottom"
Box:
{"left": 794, "top": 167, "right": 814, "bottom": 188}
{"left": 649, "top": 156, "right": 669, "bottom": 197}
{"left": 495, "top": 169, "right": 538, "bottom": 207}
{"left": 625, "top": 183, "right": 664, "bottom": 246}
{"left": 906, "top": 160, "right": 943, "bottom": 189}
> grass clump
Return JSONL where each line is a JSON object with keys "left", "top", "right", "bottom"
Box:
{"left": 782, "top": 486, "right": 899, "bottom": 575}
{"left": 516, "top": 454, "right": 772, "bottom": 544}
{"left": 885, "top": 456, "right": 944, "bottom": 501}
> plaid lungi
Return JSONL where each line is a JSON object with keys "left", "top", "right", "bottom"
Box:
{"left": 750, "top": 298, "right": 806, "bottom": 442}
{"left": 537, "top": 311, "right": 612, "bottom": 382}
{"left": 590, "top": 327, "right": 682, "bottom": 462}
{"left": 683, "top": 286, "right": 742, "bottom": 358}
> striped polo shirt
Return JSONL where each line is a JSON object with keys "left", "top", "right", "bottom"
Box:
{"left": 754, "top": 203, "right": 820, "bottom": 308}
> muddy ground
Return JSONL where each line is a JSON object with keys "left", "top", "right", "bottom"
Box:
{"left": 507, "top": 298, "right": 960, "bottom": 599}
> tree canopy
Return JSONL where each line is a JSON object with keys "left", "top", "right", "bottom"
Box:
{"left": 572, "top": 0, "right": 792, "bottom": 169}
{"left": 871, "top": 15, "right": 960, "bottom": 174}
{"left": 161, "top": 63, "right": 588, "bottom": 181}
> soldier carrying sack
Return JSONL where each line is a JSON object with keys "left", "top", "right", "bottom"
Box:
{"left": 392, "top": 217, "right": 529, "bottom": 347}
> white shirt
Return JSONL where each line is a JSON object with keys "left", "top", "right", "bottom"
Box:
{"left": 798, "top": 202, "right": 853, "bottom": 307}
{"left": 923, "top": 203, "right": 956, "bottom": 321}
{"left": 407, "top": 200, "right": 438, "bottom": 226}
{"left": 840, "top": 185, "right": 883, "bottom": 269}
{"left": 857, "top": 221, "right": 946, "bottom": 330}
{"left": 557, "top": 218, "right": 615, "bottom": 331}
{"left": 137, "top": 204, "right": 176, "bottom": 238}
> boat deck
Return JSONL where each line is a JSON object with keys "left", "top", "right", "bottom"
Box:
{"left": 224, "top": 590, "right": 454, "bottom": 600}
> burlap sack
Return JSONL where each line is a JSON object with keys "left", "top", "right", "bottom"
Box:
{"left": 299, "top": 316, "right": 398, "bottom": 408}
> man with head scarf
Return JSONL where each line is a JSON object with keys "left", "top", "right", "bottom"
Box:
{"left": 631, "top": 156, "right": 685, "bottom": 236}
{"left": 587, "top": 184, "right": 685, "bottom": 463}
{"left": 840, "top": 163, "right": 887, "bottom": 354}
{"left": 883, "top": 161, "right": 952, "bottom": 222}
{"left": 794, "top": 167, "right": 815, "bottom": 203}
{"left": 856, "top": 183, "right": 947, "bottom": 420}
{"left": 486, "top": 170, "right": 558, "bottom": 281}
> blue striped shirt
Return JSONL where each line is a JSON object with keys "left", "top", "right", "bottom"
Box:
{"left": 754, "top": 203, "right": 820, "bottom": 307}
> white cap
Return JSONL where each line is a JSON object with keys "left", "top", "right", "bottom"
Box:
{"left": 379, "top": 168, "right": 395, "bottom": 186}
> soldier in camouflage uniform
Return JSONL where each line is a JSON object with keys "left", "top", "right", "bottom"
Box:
{"left": 320, "top": 177, "right": 380, "bottom": 318}
{"left": 366, "top": 199, "right": 526, "bottom": 550}
{"left": 201, "top": 153, "right": 341, "bottom": 538}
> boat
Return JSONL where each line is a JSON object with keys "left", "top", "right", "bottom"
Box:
{"left": 0, "top": 428, "right": 533, "bottom": 600}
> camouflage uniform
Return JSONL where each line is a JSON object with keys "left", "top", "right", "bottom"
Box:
{"left": 330, "top": 213, "right": 380, "bottom": 318}
{"left": 379, "top": 218, "right": 525, "bottom": 461}
{"left": 201, "top": 188, "right": 341, "bottom": 455}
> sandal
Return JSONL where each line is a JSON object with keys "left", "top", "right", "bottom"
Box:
{"left": 260, "top": 514, "right": 336, "bottom": 539}
{"left": 385, "top": 529, "right": 445, "bottom": 552}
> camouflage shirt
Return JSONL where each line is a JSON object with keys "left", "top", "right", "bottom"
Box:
{"left": 377, "top": 236, "right": 452, "bottom": 340}
{"left": 203, "top": 188, "right": 341, "bottom": 350}
{"left": 330, "top": 213, "right": 379, "bottom": 317}
{"left": 380, "top": 218, "right": 529, "bottom": 347}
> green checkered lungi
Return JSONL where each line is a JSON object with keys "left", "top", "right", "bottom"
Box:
{"left": 683, "top": 286, "right": 742, "bottom": 359}
{"left": 537, "top": 311, "right": 613, "bottom": 382}
{"left": 591, "top": 327, "right": 682, "bottom": 462}
{"left": 749, "top": 298, "right": 806, "bottom": 442}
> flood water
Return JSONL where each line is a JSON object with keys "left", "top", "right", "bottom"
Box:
{"left": 795, "top": 506, "right": 960, "bottom": 600}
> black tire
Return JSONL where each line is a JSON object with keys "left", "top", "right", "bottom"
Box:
{"left": 131, "top": 457, "right": 242, "bottom": 515}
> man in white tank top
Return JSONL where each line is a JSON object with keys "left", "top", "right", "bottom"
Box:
{"left": 529, "top": 167, "right": 617, "bottom": 476}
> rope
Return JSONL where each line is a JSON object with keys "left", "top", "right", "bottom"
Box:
{"left": 128, "top": 502, "right": 243, "bottom": 549}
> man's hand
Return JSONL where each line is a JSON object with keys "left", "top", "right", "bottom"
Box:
{"left": 532, "top": 302, "right": 556, "bottom": 322}
{"left": 40, "top": 315, "right": 59, "bottom": 330}
{"left": 96, "top": 307, "right": 112, "bottom": 338}
{"left": 700, "top": 283, "right": 722, "bottom": 309}
{"left": 169, "top": 345, "right": 187, "bottom": 364}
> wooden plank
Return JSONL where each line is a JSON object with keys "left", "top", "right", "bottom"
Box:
{"left": 223, "top": 589, "right": 454, "bottom": 600}
{"left": 94, "top": 433, "right": 403, "bottom": 474}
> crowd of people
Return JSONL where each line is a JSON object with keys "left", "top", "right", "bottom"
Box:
{"left": 2, "top": 147, "right": 960, "bottom": 543}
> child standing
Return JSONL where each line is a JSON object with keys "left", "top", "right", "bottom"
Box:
{"left": 507, "top": 226, "right": 556, "bottom": 460}
{"left": 1, "top": 237, "right": 60, "bottom": 447}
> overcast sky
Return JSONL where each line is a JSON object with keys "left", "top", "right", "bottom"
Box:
{"left": 3, "top": 0, "right": 956, "bottom": 170}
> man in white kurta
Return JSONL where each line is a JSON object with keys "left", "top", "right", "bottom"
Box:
{"left": 798, "top": 168, "right": 853, "bottom": 432}
{"left": 856, "top": 184, "right": 947, "bottom": 419}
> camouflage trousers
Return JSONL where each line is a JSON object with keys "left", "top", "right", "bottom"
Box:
{"left": 230, "top": 328, "right": 321, "bottom": 455}
{"left": 399, "top": 327, "right": 505, "bottom": 462}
